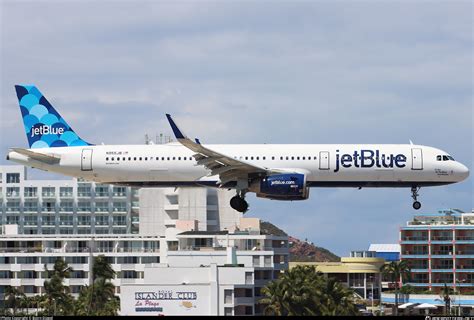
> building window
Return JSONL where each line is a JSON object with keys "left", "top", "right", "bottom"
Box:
{"left": 113, "top": 187, "right": 127, "bottom": 197}
{"left": 60, "top": 187, "right": 73, "bottom": 197}
{"left": 95, "top": 202, "right": 109, "bottom": 213}
{"left": 95, "top": 186, "right": 109, "bottom": 197}
{"left": 78, "top": 185, "right": 92, "bottom": 197}
{"left": 77, "top": 202, "right": 92, "bottom": 213}
{"left": 42, "top": 187, "right": 55, "bottom": 197}
{"left": 24, "top": 216, "right": 38, "bottom": 226}
{"left": 6, "top": 173, "right": 20, "bottom": 183}
{"left": 113, "top": 215, "right": 127, "bottom": 226}
{"left": 224, "top": 307, "right": 233, "bottom": 316}
{"left": 24, "top": 201, "right": 38, "bottom": 213}
{"left": 6, "top": 187, "right": 20, "bottom": 198}
{"left": 59, "top": 201, "right": 74, "bottom": 212}
{"left": 24, "top": 187, "right": 37, "bottom": 197}
{"left": 112, "top": 202, "right": 127, "bottom": 212}
{"left": 224, "top": 289, "right": 233, "bottom": 304}
{"left": 95, "top": 216, "right": 109, "bottom": 226}
{"left": 59, "top": 215, "right": 73, "bottom": 225}
{"left": 6, "top": 200, "right": 20, "bottom": 212}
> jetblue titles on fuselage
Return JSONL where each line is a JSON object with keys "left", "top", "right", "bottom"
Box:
{"left": 334, "top": 149, "right": 407, "bottom": 173}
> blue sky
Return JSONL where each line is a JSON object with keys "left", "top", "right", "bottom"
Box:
{"left": 0, "top": 1, "right": 472, "bottom": 256}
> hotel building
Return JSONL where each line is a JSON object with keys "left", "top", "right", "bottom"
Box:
{"left": 400, "top": 209, "right": 474, "bottom": 293}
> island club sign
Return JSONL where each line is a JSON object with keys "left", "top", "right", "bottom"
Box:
{"left": 134, "top": 290, "right": 198, "bottom": 313}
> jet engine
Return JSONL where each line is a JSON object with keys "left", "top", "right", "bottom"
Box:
{"left": 249, "top": 173, "right": 310, "bottom": 200}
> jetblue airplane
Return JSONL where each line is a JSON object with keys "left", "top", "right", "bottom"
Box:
{"left": 7, "top": 85, "right": 469, "bottom": 212}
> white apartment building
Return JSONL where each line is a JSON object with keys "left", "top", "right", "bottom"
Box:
{"left": 0, "top": 165, "right": 138, "bottom": 235}
{"left": 0, "top": 165, "right": 242, "bottom": 236}
{"left": 0, "top": 218, "right": 289, "bottom": 316}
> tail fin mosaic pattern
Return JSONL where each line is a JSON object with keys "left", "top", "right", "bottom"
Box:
{"left": 15, "top": 85, "right": 93, "bottom": 149}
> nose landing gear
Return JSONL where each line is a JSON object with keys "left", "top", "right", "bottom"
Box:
{"left": 411, "top": 186, "right": 421, "bottom": 210}
{"left": 230, "top": 190, "right": 249, "bottom": 213}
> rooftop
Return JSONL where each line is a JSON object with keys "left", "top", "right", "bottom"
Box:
{"left": 406, "top": 209, "right": 474, "bottom": 227}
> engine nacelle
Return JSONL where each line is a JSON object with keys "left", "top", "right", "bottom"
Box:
{"left": 250, "top": 173, "right": 310, "bottom": 200}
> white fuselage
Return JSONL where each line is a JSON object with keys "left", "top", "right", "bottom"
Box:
{"left": 7, "top": 143, "right": 469, "bottom": 188}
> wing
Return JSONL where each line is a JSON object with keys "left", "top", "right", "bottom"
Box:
{"left": 166, "top": 114, "right": 276, "bottom": 186}
{"left": 10, "top": 148, "right": 61, "bottom": 164}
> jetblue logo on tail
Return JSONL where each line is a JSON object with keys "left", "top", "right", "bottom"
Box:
{"left": 334, "top": 149, "right": 406, "bottom": 172}
{"left": 15, "top": 85, "right": 92, "bottom": 149}
{"left": 31, "top": 125, "right": 65, "bottom": 137}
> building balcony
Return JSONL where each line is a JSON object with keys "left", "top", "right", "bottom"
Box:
{"left": 77, "top": 193, "right": 92, "bottom": 198}
{"left": 60, "top": 193, "right": 74, "bottom": 198}
{"left": 402, "top": 236, "right": 429, "bottom": 241}
{"left": 234, "top": 297, "right": 255, "bottom": 305}
{"left": 42, "top": 193, "right": 56, "bottom": 199}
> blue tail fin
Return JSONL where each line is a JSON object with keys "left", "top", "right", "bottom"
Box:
{"left": 14, "top": 85, "right": 93, "bottom": 148}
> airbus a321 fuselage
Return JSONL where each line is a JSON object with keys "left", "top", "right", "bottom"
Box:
{"left": 7, "top": 85, "right": 470, "bottom": 212}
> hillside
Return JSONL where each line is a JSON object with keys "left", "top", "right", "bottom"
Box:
{"left": 260, "top": 221, "right": 340, "bottom": 262}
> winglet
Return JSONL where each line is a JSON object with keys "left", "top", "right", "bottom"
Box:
{"left": 165, "top": 114, "right": 186, "bottom": 140}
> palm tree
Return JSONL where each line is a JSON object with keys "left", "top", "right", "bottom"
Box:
{"left": 440, "top": 283, "right": 454, "bottom": 315}
{"left": 320, "top": 277, "right": 359, "bottom": 316}
{"left": 380, "top": 260, "right": 411, "bottom": 316}
{"left": 42, "top": 257, "right": 74, "bottom": 316}
{"left": 76, "top": 255, "right": 119, "bottom": 316}
{"left": 92, "top": 255, "right": 115, "bottom": 280}
{"left": 4, "top": 286, "right": 25, "bottom": 315}
{"left": 260, "top": 265, "right": 358, "bottom": 316}
{"left": 260, "top": 280, "right": 285, "bottom": 315}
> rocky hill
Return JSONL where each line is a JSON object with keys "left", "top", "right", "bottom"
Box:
{"left": 260, "top": 221, "right": 340, "bottom": 262}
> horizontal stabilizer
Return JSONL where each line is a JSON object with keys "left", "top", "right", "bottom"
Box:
{"left": 10, "top": 148, "right": 61, "bottom": 164}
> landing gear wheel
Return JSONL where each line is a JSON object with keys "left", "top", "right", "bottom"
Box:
{"left": 413, "top": 201, "right": 421, "bottom": 210}
{"left": 230, "top": 195, "right": 249, "bottom": 213}
{"left": 411, "top": 186, "right": 421, "bottom": 210}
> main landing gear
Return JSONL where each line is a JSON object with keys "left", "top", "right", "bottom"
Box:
{"left": 230, "top": 191, "right": 249, "bottom": 213}
{"left": 411, "top": 186, "right": 421, "bottom": 210}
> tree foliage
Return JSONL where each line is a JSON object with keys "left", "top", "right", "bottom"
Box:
{"left": 3, "top": 256, "right": 119, "bottom": 316}
{"left": 260, "top": 265, "right": 359, "bottom": 316}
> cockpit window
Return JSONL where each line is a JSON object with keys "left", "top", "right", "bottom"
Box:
{"left": 443, "top": 155, "right": 449, "bottom": 161}
{"left": 437, "top": 155, "right": 442, "bottom": 161}
{"left": 447, "top": 156, "right": 455, "bottom": 161}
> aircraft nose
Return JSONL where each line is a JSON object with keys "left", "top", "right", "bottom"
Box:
{"left": 457, "top": 163, "right": 469, "bottom": 181}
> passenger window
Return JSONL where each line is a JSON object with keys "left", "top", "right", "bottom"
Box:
{"left": 172, "top": 157, "right": 176, "bottom": 160}
{"left": 134, "top": 157, "right": 137, "bottom": 161}
{"left": 139, "top": 157, "right": 142, "bottom": 161}
{"left": 437, "top": 155, "right": 442, "bottom": 161}
{"left": 291, "top": 156, "right": 294, "bottom": 160}
{"left": 297, "top": 157, "right": 300, "bottom": 160}
{"left": 162, "top": 157, "right": 165, "bottom": 160}
{"left": 286, "top": 156, "right": 289, "bottom": 160}
{"left": 184, "top": 157, "right": 187, "bottom": 160}
{"left": 280, "top": 157, "right": 283, "bottom": 160}
{"left": 302, "top": 157, "right": 306, "bottom": 160}
{"left": 111, "top": 157, "right": 114, "bottom": 161}
{"left": 106, "top": 157, "right": 109, "bottom": 161}
{"left": 123, "top": 157, "right": 126, "bottom": 161}
{"left": 167, "top": 157, "right": 170, "bottom": 161}
{"left": 144, "top": 157, "right": 148, "bottom": 161}
{"left": 263, "top": 156, "right": 266, "bottom": 160}
{"left": 272, "top": 156, "right": 275, "bottom": 160}
{"left": 245, "top": 157, "right": 248, "bottom": 160}
{"left": 178, "top": 157, "right": 181, "bottom": 160}
{"left": 251, "top": 157, "right": 254, "bottom": 160}
{"left": 128, "top": 157, "right": 131, "bottom": 161}
{"left": 256, "top": 157, "right": 259, "bottom": 160}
